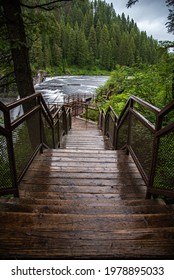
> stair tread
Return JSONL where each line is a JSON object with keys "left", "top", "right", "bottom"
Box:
{"left": 0, "top": 117, "right": 173, "bottom": 259}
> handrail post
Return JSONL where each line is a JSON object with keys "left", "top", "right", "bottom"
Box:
{"left": 85, "top": 103, "right": 88, "bottom": 123}
{"left": 62, "top": 106, "right": 68, "bottom": 134}
{"left": 146, "top": 115, "right": 162, "bottom": 199}
{"left": 68, "top": 108, "right": 72, "bottom": 130}
{"left": 126, "top": 99, "right": 133, "bottom": 155}
{"left": 4, "top": 109, "right": 19, "bottom": 197}
{"left": 113, "top": 115, "right": 117, "bottom": 149}
{"left": 104, "top": 108, "right": 110, "bottom": 136}
{"left": 38, "top": 94, "right": 43, "bottom": 153}
{"left": 98, "top": 110, "right": 101, "bottom": 129}
{"left": 52, "top": 123, "right": 55, "bottom": 149}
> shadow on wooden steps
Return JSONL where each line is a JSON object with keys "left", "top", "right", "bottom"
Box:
{"left": 0, "top": 117, "right": 174, "bottom": 259}
{"left": 60, "top": 117, "right": 113, "bottom": 150}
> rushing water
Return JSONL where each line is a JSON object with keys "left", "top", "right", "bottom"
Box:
{"left": 0, "top": 76, "right": 109, "bottom": 121}
{"left": 34, "top": 75, "right": 109, "bottom": 104}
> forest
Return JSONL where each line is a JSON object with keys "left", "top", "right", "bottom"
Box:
{"left": 0, "top": 0, "right": 173, "bottom": 108}
{"left": 0, "top": 0, "right": 174, "bottom": 198}
{"left": 0, "top": 0, "right": 160, "bottom": 85}
{"left": 29, "top": 0, "right": 159, "bottom": 73}
{"left": 28, "top": 0, "right": 173, "bottom": 112}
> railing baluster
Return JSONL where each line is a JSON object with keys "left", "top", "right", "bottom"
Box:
{"left": 0, "top": 93, "right": 72, "bottom": 197}
{"left": 3, "top": 108, "right": 18, "bottom": 196}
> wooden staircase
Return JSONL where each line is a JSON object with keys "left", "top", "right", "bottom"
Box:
{"left": 0, "top": 117, "right": 174, "bottom": 259}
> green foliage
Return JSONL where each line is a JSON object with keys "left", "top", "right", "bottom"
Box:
{"left": 86, "top": 108, "right": 99, "bottom": 122}
{"left": 96, "top": 54, "right": 174, "bottom": 118}
{"left": 40, "top": 65, "right": 110, "bottom": 76}
{"left": 26, "top": 0, "right": 160, "bottom": 74}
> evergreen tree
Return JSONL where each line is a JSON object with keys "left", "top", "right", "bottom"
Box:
{"left": 99, "top": 24, "right": 111, "bottom": 69}
{"left": 0, "top": 0, "right": 162, "bottom": 81}
{"left": 88, "top": 26, "right": 97, "bottom": 62}
{"left": 76, "top": 28, "right": 88, "bottom": 67}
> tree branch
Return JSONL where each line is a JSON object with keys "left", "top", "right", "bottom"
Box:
{"left": 126, "top": 0, "right": 139, "bottom": 8}
{"left": 0, "top": 71, "right": 14, "bottom": 81}
{"left": 20, "top": 0, "right": 71, "bottom": 11}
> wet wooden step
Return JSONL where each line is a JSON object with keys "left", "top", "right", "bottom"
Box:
{"left": 0, "top": 201, "right": 169, "bottom": 215}
{"left": 1, "top": 117, "right": 174, "bottom": 259}
{"left": 60, "top": 117, "right": 113, "bottom": 149}
{"left": 1, "top": 197, "right": 164, "bottom": 206}
{"left": 1, "top": 211, "right": 174, "bottom": 259}
{"left": 1, "top": 212, "right": 174, "bottom": 230}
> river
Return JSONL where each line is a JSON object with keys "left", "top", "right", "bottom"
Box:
{"left": 34, "top": 75, "right": 109, "bottom": 104}
{"left": 0, "top": 76, "right": 109, "bottom": 121}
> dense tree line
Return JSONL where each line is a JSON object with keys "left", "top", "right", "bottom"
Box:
{"left": 0, "top": 0, "right": 171, "bottom": 97}
{"left": 30, "top": 0, "right": 159, "bottom": 73}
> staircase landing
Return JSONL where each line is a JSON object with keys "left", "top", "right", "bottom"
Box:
{"left": 0, "top": 117, "right": 174, "bottom": 259}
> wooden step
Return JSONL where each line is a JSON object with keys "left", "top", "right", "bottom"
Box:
{"left": 0, "top": 211, "right": 174, "bottom": 259}
{"left": 60, "top": 117, "right": 113, "bottom": 149}
{"left": 1, "top": 212, "right": 174, "bottom": 230}
{"left": 1, "top": 117, "right": 174, "bottom": 259}
{"left": 0, "top": 200, "right": 169, "bottom": 214}
{"left": 1, "top": 197, "right": 165, "bottom": 206}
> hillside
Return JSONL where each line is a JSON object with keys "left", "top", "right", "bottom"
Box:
{"left": 29, "top": 0, "right": 159, "bottom": 74}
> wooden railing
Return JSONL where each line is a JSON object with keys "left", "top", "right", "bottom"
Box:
{"left": 99, "top": 95, "right": 174, "bottom": 199}
{"left": 1, "top": 93, "right": 174, "bottom": 199}
{"left": 0, "top": 93, "right": 71, "bottom": 196}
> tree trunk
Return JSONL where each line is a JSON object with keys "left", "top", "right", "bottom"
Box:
{"left": 2, "top": 0, "right": 35, "bottom": 98}
{"left": 2, "top": 0, "right": 40, "bottom": 150}
{"left": 172, "top": 69, "right": 174, "bottom": 99}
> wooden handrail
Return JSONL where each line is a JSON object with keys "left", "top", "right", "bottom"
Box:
{"left": 118, "top": 95, "right": 160, "bottom": 125}
{"left": 129, "top": 108, "right": 156, "bottom": 133}
{"left": 40, "top": 94, "right": 53, "bottom": 124}
{"left": 0, "top": 100, "right": 8, "bottom": 112}
{"left": 131, "top": 95, "right": 160, "bottom": 114}
{"left": 11, "top": 105, "right": 40, "bottom": 130}
{"left": 156, "top": 122, "right": 174, "bottom": 137}
{"left": 0, "top": 93, "right": 72, "bottom": 196}
{"left": 99, "top": 95, "right": 174, "bottom": 199}
{"left": 106, "top": 106, "right": 119, "bottom": 120}
{"left": 158, "top": 99, "right": 174, "bottom": 118}
{"left": 1, "top": 93, "right": 174, "bottom": 199}
{"left": 6, "top": 93, "right": 40, "bottom": 110}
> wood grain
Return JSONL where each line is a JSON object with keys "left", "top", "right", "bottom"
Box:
{"left": 0, "top": 117, "right": 174, "bottom": 259}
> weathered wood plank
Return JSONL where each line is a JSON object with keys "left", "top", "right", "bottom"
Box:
{"left": 29, "top": 166, "right": 139, "bottom": 173}
{"left": 1, "top": 212, "right": 174, "bottom": 229}
{"left": 22, "top": 177, "right": 146, "bottom": 187}
{"left": 19, "top": 192, "right": 146, "bottom": 200}
{"left": 25, "top": 171, "right": 143, "bottom": 180}
{"left": 19, "top": 184, "right": 146, "bottom": 194}
{"left": 0, "top": 202, "right": 169, "bottom": 214}
{"left": 1, "top": 117, "right": 174, "bottom": 259}
{"left": 1, "top": 226, "right": 174, "bottom": 241}
{"left": 36, "top": 156, "right": 132, "bottom": 163}
{"left": 1, "top": 197, "right": 162, "bottom": 206}
{"left": 44, "top": 149, "right": 122, "bottom": 154}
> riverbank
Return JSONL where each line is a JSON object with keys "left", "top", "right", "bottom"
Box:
{"left": 34, "top": 66, "right": 111, "bottom": 81}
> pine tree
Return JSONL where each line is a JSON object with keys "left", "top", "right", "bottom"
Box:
{"left": 76, "top": 28, "right": 88, "bottom": 67}
{"left": 99, "top": 24, "right": 111, "bottom": 69}
{"left": 88, "top": 26, "right": 97, "bottom": 61}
